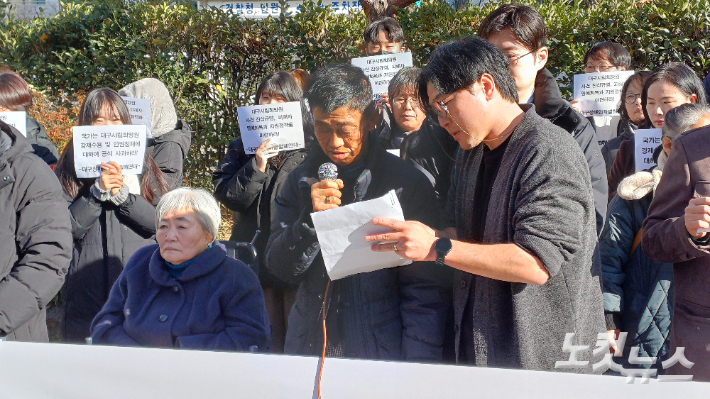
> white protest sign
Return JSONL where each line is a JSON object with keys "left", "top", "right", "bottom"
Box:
{"left": 351, "top": 52, "right": 413, "bottom": 95}
{"left": 73, "top": 125, "right": 147, "bottom": 178}
{"left": 311, "top": 190, "right": 412, "bottom": 281}
{"left": 0, "top": 111, "right": 27, "bottom": 136}
{"left": 634, "top": 128, "right": 662, "bottom": 172}
{"left": 237, "top": 101, "right": 304, "bottom": 155}
{"left": 121, "top": 97, "right": 152, "bottom": 138}
{"left": 574, "top": 70, "right": 635, "bottom": 117}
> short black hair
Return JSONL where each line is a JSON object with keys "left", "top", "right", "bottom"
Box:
{"left": 388, "top": 67, "right": 422, "bottom": 101}
{"left": 418, "top": 36, "right": 519, "bottom": 106}
{"left": 584, "top": 42, "right": 632, "bottom": 69}
{"left": 306, "top": 63, "right": 375, "bottom": 115}
{"left": 256, "top": 71, "right": 303, "bottom": 104}
{"left": 363, "top": 17, "right": 404, "bottom": 44}
{"left": 642, "top": 62, "right": 709, "bottom": 123}
{"left": 478, "top": 4, "right": 547, "bottom": 52}
{"left": 617, "top": 70, "right": 652, "bottom": 120}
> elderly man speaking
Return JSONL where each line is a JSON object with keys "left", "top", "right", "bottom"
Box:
{"left": 367, "top": 37, "right": 606, "bottom": 372}
{"left": 265, "top": 64, "right": 450, "bottom": 362}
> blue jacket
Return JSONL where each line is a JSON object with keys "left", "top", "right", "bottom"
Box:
{"left": 600, "top": 170, "right": 673, "bottom": 367}
{"left": 91, "top": 242, "right": 270, "bottom": 351}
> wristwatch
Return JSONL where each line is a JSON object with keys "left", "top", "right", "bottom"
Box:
{"left": 435, "top": 238, "right": 452, "bottom": 265}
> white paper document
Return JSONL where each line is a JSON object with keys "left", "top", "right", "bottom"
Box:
{"left": 311, "top": 190, "right": 412, "bottom": 280}
{"left": 72, "top": 124, "right": 147, "bottom": 178}
{"left": 237, "top": 101, "right": 305, "bottom": 155}
{"left": 351, "top": 52, "right": 413, "bottom": 95}
{"left": 634, "top": 128, "right": 662, "bottom": 173}
{"left": 0, "top": 111, "right": 27, "bottom": 136}
{"left": 121, "top": 97, "right": 153, "bottom": 138}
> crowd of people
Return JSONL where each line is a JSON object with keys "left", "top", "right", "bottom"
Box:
{"left": 1, "top": 3, "right": 710, "bottom": 382}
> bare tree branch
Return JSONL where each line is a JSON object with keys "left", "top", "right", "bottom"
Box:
{"left": 360, "top": 0, "right": 418, "bottom": 24}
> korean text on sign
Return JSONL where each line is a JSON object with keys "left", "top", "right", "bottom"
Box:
{"left": 0, "top": 111, "right": 27, "bottom": 137}
{"left": 634, "top": 128, "right": 662, "bottom": 173}
{"left": 236, "top": 101, "right": 305, "bottom": 155}
{"left": 72, "top": 125, "right": 147, "bottom": 178}
{"left": 121, "top": 97, "right": 153, "bottom": 138}
{"left": 573, "top": 70, "right": 635, "bottom": 117}
{"left": 350, "top": 52, "right": 414, "bottom": 95}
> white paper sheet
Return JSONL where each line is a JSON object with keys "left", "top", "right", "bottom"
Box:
{"left": 0, "top": 111, "right": 27, "bottom": 136}
{"left": 351, "top": 52, "right": 413, "bottom": 95}
{"left": 634, "top": 128, "right": 662, "bottom": 172}
{"left": 573, "top": 70, "right": 635, "bottom": 117}
{"left": 311, "top": 190, "right": 412, "bottom": 280}
{"left": 237, "top": 101, "right": 305, "bottom": 155}
{"left": 72, "top": 125, "right": 147, "bottom": 178}
{"left": 121, "top": 97, "right": 153, "bottom": 138}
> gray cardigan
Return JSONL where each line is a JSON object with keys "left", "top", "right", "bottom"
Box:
{"left": 448, "top": 105, "right": 606, "bottom": 372}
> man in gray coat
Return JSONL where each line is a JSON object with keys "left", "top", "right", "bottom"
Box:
{"left": 367, "top": 37, "right": 606, "bottom": 372}
{"left": 0, "top": 120, "right": 71, "bottom": 342}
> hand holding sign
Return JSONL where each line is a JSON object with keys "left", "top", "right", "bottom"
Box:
{"left": 99, "top": 161, "right": 124, "bottom": 196}
{"left": 254, "top": 139, "right": 279, "bottom": 173}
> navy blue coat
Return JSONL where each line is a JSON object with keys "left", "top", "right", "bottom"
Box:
{"left": 91, "top": 242, "right": 270, "bottom": 351}
{"left": 601, "top": 192, "right": 673, "bottom": 367}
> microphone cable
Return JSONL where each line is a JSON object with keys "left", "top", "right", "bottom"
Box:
{"left": 317, "top": 279, "right": 331, "bottom": 399}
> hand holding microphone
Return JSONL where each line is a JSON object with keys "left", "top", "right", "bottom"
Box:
{"left": 312, "top": 162, "right": 344, "bottom": 212}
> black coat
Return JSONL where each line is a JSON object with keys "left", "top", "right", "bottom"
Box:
{"left": 533, "top": 68, "right": 608, "bottom": 233}
{"left": 601, "top": 120, "right": 636, "bottom": 175}
{"left": 0, "top": 121, "right": 71, "bottom": 342}
{"left": 212, "top": 138, "right": 307, "bottom": 287}
{"left": 146, "top": 120, "right": 192, "bottom": 191}
{"left": 376, "top": 116, "right": 458, "bottom": 228}
{"left": 265, "top": 142, "right": 451, "bottom": 362}
{"left": 26, "top": 118, "right": 59, "bottom": 166}
{"left": 62, "top": 182, "right": 158, "bottom": 342}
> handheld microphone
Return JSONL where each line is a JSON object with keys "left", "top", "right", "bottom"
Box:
{"left": 318, "top": 162, "right": 338, "bottom": 181}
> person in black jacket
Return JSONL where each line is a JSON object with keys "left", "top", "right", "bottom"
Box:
{"left": 479, "top": 4, "right": 608, "bottom": 233}
{"left": 376, "top": 67, "right": 457, "bottom": 225}
{"left": 265, "top": 64, "right": 450, "bottom": 362}
{"left": 119, "top": 78, "right": 192, "bottom": 191}
{"left": 0, "top": 72, "right": 59, "bottom": 166}
{"left": 55, "top": 88, "right": 169, "bottom": 342}
{"left": 0, "top": 119, "right": 71, "bottom": 342}
{"left": 213, "top": 71, "right": 313, "bottom": 353}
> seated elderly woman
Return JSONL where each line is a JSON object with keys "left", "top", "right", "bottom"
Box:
{"left": 90, "top": 187, "right": 270, "bottom": 351}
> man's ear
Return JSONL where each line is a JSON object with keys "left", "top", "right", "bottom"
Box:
{"left": 690, "top": 93, "right": 698, "bottom": 104}
{"left": 534, "top": 47, "right": 549, "bottom": 72}
{"left": 478, "top": 73, "right": 497, "bottom": 101}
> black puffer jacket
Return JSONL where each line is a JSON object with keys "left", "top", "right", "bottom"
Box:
{"left": 26, "top": 118, "right": 59, "bottom": 166}
{"left": 62, "top": 180, "right": 159, "bottom": 342}
{"left": 0, "top": 120, "right": 71, "bottom": 342}
{"left": 146, "top": 120, "right": 192, "bottom": 190}
{"left": 212, "top": 138, "right": 307, "bottom": 287}
{"left": 265, "top": 143, "right": 451, "bottom": 361}
{"left": 533, "top": 68, "right": 608, "bottom": 233}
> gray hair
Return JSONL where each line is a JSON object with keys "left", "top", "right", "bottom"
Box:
{"left": 156, "top": 187, "right": 221, "bottom": 239}
{"left": 662, "top": 103, "right": 710, "bottom": 140}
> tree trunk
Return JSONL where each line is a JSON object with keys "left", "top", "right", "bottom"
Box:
{"left": 360, "top": 0, "right": 418, "bottom": 24}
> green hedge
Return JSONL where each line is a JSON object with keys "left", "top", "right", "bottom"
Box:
{"left": 1, "top": 0, "right": 709, "bottom": 186}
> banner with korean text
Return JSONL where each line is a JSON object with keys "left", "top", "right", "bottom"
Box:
{"left": 351, "top": 52, "right": 414, "bottom": 95}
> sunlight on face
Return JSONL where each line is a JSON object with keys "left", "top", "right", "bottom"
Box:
{"left": 157, "top": 208, "right": 213, "bottom": 265}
